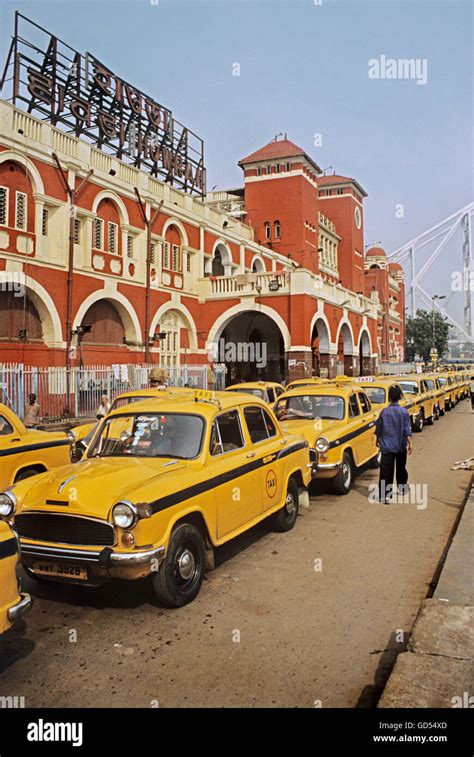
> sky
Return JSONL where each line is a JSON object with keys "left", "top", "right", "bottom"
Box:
{"left": 0, "top": 0, "right": 472, "bottom": 319}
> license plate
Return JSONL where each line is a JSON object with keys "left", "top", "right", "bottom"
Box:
{"left": 32, "top": 561, "right": 88, "bottom": 580}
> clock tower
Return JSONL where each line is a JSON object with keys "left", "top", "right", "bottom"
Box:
{"left": 316, "top": 175, "right": 367, "bottom": 293}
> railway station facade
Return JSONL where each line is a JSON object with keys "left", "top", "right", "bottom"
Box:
{"left": 0, "top": 16, "right": 405, "bottom": 383}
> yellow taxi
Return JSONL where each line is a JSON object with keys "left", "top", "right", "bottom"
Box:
{"left": 0, "top": 403, "right": 71, "bottom": 487}
{"left": 69, "top": 387, "right": 195, "bottom": 460}
{"left": 396, "top": 375, "right": 437, "bottom": 431}
{"left": 274, "top": 383, "right": 379, "bottom": 495}
{"left": 284, "top": 377, "right": 331, "bottom": 392}
{"left": 225, "top": 381, "right": 285, "bottom": 405}
{"left": 435, "top": 372, "right": 458, "bottom": 411}
{"left": 421, "top": 374, "right": 447, "bottom": 419}
{"left": 332, "top": 376, "right": 421, "bottom": 427}
{"left": 7, "top": 391, "right": 311, "bottom": 608}
{"left": 0, "top": 519, "right": 32, "bottom": 634}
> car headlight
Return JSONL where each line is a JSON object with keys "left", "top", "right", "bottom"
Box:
{"left": 67, "top": 430, "right": 76, "bottom": 444}
{"left": 0, "top": 491, "right": 17, "bottom": 517}
{"left": 315, "top": 437, "right": 330, "bottom": 453}
{"left": 112, "top": 501, "right": 138, "bottom": 529}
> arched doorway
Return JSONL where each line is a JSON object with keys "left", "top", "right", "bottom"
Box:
{"left": 337, "top": 322, "right": 355, "bottom": 376}
{"left": 79, "top": 301, "right": 125, "bottom": 349}
{"left": 0, "top": 290, "right": 43, "bottom": 342}
{"left": 311, "top": 317, "right": 331, "bottom": 377}
{"left": 359, "top": 330, "right": 371, "bottom": 376}
{"left": 218, "top": 311, "right": 285, "bottom": 385}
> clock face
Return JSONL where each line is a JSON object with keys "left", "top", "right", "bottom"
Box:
{"left": 354, "top": 206, "right": 362, "bottom": 229}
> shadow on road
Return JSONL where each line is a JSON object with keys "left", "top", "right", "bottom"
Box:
{"left": 355, "top": 629, "right": 409, "bottom": 708}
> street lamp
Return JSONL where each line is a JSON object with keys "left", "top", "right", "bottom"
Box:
{"left": 431, "top": 294, "right": 446, "bottom": 345}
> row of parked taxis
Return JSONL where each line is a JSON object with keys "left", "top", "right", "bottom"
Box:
{"left": 0, "top": 369, "right": 470, "bottom": 627}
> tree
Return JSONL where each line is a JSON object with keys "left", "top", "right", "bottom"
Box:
{"left": 405, "top": 309, "right": 450, "bottom": 362}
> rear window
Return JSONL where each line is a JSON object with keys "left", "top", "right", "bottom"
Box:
{"left": 425, "top": 379, "right": 435, "bottom": 390}
{"left": 226, "top": 388, "right": 264, "bottom": 399}
{"left": 364, "top": 387, "right": 386, "bottom": 404}
{"left": 399, "top": 381, "right": 418, "bottom": 395}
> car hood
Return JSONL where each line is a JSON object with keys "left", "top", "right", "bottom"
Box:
{"left": 14, "top": 457, "right": 189, "bottom": 518}
{"left": 280, "top": 418, "right": 343, "bottom": 444}
{"left": 25, "top": 428, "right": 69, "bottom": 444}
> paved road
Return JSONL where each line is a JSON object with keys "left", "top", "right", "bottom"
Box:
{"left": 1, "top": 400, "right": 472, "bottom": 708}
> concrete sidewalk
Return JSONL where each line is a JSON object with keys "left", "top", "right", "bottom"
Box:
{"left": 378, "top": 483, "right": 474, "bottom": 708}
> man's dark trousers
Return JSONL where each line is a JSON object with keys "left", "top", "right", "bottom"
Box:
{"left": 379, "top": 450, "right": 408, "bottom": 502}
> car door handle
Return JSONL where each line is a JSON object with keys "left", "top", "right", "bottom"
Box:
{"left": 280, "top": 439, "right": 288, "bottom": 446}
{"left": 10, "top": 438, "right": 20, "bottom": 443}
{"left": 246, "top": 452, "right": 256, "bottom": 459}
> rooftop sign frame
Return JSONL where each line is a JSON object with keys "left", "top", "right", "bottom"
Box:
{"left": 0, "top": 12, "right": 206, "bottom": 197}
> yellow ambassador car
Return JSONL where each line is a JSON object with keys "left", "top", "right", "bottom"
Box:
{"left": 7, "top": 392, "right": 311, "bottom": 608}
{"left": 0, "top": 520, "right": 32, "bottom": 634}
{"left": 225, "top": 381, "right": 285, "bottom": 404}
{"left": 333, "top": 376, "right": 421, "bottom": 428}
{"left": 396, "top": 376, "right": 437, "bottom": 431}
{"left": 0, "top": 403, "right": 71, "bottom": 486}
{"left": 275, "top": 383, "right": 380, "bottom": 495}
{"left": 436, "top": 372, "right": 458, "bottom": 411}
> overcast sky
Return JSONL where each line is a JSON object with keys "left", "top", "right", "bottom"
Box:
{"left": 1, "top": 0, "right": 472, "bottom": 320}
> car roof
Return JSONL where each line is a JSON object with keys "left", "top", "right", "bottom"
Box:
{"left": 106, "top": 391, "right": 270, "bottom": 419}
{"left": 113, "top": 387, "right": 194, "bottom": 400}
{"left": 279, "top": 384, "right": 358, "bottom": 398}
{"left": 225, "top": 381, "right": 283, "bottom": 390}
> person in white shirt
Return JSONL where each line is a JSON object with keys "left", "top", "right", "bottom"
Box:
{"left": 96, "top": 394, "right": 111, "bottom": 420}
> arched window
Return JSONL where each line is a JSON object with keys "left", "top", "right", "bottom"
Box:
{"left": 274, "top": 220, "right": 281, "bottom": 239}
{"left": 94, "top": 198, "right": 121, "bottom": 255}
{"left": 264, "top": 222, "right": 271, "bottom": 240}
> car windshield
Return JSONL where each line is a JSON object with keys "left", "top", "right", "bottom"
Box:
{"left": 227, "top": 388, "right": 264, "bottom": 398}
{"left": 275, "top": 394, "right": 345, "bottom": 421}
{"left": 88, "top": 412, "right": 204, "bottom": 459}
{"left": 425, "top": 380, "right": 435, "bottom": 390}
{"left": 364, "top": 387, "right": 386, "bottom": 404}
{"left": 399, "top": 381, "right": 418, "bottom": 395}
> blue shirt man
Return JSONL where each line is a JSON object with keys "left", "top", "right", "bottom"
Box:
{"left": 375, "top": 384, "right": 413, "bottom": 504}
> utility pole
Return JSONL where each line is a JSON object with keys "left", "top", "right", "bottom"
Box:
{"left": 134, "top": 189, "right": 164, "bottom": 363}
{"left": 52, "top": 153, "right": 93, "bottom": 413}
{"left": 432, "top": 294, "right": 446, "bottom": 346}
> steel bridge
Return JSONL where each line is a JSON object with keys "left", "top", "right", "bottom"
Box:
{"left": 388, "top": 203, "right": 474, "bottom": 345}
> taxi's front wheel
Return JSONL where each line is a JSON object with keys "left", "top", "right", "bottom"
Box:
{"left": 152, "top": 524, "right": 205, "bottom": 608}
{"left": 271, "top": 479, "right": 299, "bottom": 532}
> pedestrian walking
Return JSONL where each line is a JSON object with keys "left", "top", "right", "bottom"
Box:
{"left": 375, "top": 384, "right": 413, "bottom": 504}
{"left": 96, "top": 394, "right": 111, "bottom": 420}
{"left": 24, "top": 393, "right": 40, "bottom": 428}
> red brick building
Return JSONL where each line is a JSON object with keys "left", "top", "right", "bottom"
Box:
{"left": 0, "top": 104, "right": 404, "bottom": 381}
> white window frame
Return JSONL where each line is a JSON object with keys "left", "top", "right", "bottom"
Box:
{"left": 162, "top": 240, "right": 170, "bottom": 269}
{"left": 94, "top": 218, "right": 104, "bottom": 250}
{"left": 41, "top": 207, "right": 49, "bottom": 237}
{"left": 0, "top": 186, "right": 8, "bottom": 227}
{"left": 15, "top": 191, "right": 27, "bottom": 231}
{"left": 264, "top": 221, "right": 271, "bottom": 240}
{"left": 108, "top": 221, "right": 118, "bottom": 254}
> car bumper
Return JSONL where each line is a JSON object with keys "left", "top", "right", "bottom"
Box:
{"left": 7, "top": 592, "right": 32, "bottom": 624}
{"left": 20, "top": 541, "right": 166, "bottom": 582}
{"left": 313, "top": 461, "right": 341, "bottom": 479}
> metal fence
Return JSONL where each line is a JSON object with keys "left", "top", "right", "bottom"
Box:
{"left": 379, "top": 362, "right": 419, "bottom": 375}
{"left": 0, "top": 363, "right": 226, "bottom": 422}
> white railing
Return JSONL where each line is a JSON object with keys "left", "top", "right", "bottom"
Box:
{"left": 0, "top": 363, "right": 219, "bottom": 423}
{"left": 201, "top": 271, "right": 290, "bottom": 297}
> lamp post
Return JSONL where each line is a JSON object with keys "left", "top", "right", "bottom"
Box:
{"left": 432, "top": 294, "right": 446, "bottom": 346}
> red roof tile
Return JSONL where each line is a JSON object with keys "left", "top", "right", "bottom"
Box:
{"left": 318, "top": 174, "right": 368, "bottom": 197}
{"left": 239, "top": 138, "right": 306, "bottom": 165}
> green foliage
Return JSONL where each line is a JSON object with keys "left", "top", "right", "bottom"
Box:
{"left": 405, "top": 309, "right": 450, "bottom": 362}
